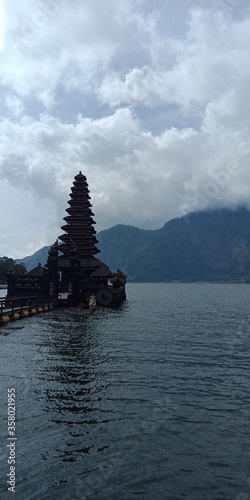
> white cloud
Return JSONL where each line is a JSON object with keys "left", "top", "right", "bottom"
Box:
{"left": 0, "top": 0, "right": 145, "bottom": 106}
{"left": 5, "top": 94, "right": 24, "bottom": 116}
{"left": 0, "top": 0, "right": 250, "bottom": 257}
{"left": 98, "top": 9, "right": 250, "bottom": 112}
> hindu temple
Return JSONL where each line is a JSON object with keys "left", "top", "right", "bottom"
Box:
{"left": 7, "top": 172, "right": 127, "bottom": 308}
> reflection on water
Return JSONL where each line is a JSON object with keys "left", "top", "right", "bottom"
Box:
{"left": 1, "top": 284, "right": 250, "bottom": 499}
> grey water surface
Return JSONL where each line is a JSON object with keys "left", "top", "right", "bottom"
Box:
{"left": 0, "top": 283, "right": 250, "bottom": 500}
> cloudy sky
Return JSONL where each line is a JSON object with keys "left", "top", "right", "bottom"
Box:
{"left": 1, "top": 0, "right": 250, "bottom": 258}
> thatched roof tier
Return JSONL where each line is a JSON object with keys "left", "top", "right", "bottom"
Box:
{"left": 67, "top": 199, "right": 93, "bottom": 207}
{"left": 59, "top": 234, "right": 99, "bottom": 244}
{"left": 74, "top": 171, "right": 87, "bottom": 181}
{"left": 26, "top": 263, "right": 45, "bottom": 277}
{"left": 60, "top": 225, "right": 97, "bottom": 234}
{"left": 81, "top": 257, "right": 103, "bottom": 268}
{"left": 70, "top": 188, "right": 90, "bottom": 195}
{"left": 71, "top": 186, "right": 90, "bottom": 193}
{"left": 63, "top": 216, "right": 97, "bottom": 225}
{"left": 66, "top": 207, "right": 95, "bottom": 217}
{"left": 91, "top": 264, "right": 114, "bottom": 278}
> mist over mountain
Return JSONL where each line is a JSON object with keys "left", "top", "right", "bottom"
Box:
{"left": 16, "top": 207, "right": 250, "bottom": 282}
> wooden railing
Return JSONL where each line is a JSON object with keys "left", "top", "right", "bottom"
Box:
{"left": 0, "top": 296, "right": 53, "bottom": 319}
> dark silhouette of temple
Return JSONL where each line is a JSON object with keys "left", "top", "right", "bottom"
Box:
{"left": 7, "top": 172, "right": 127, "bottom": 308}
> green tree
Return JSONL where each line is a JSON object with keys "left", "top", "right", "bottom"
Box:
{"left": 0, "top": 257, "right": 26, "bottom": 284}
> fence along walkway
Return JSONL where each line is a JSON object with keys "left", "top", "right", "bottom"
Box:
{"left": 0, "top": 296, "right": 53, "bottom": 323}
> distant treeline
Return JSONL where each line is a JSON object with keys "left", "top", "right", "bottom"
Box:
{"left": 0, "top": 257, "right": 26, "bottom": 284}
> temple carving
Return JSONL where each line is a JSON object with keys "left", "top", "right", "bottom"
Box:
{"left": 7, "top": 172, "right": 127, "bottom": 308}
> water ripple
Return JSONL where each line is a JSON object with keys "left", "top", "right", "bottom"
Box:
{"left": 1, "top": 284, "right": 250, "bottom": 499}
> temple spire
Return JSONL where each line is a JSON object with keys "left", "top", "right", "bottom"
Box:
{"left": 58, "top": 172, "right": 100, "bottom": 257}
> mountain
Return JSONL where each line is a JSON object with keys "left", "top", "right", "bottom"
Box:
{"left": 16, "top": 207, "right": 250, "bottom": 282}
{"left": 16, "top": 246, "right": 51, "bottom": 272}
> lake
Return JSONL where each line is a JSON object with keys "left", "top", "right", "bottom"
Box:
{"left": 0, "top": 283, "right": 250, "bottom": 499}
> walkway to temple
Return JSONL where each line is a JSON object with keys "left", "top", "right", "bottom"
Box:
{"left": 0, "top": 296, "right": 53, "bottom": 323}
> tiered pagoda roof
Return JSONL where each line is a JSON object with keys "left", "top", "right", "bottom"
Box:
{"left": 58, "top": 171, "right": 100, "bottom": 257}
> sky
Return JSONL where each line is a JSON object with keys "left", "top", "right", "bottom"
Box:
{"left": 1, "top": 0, "right": 250, "bottom": 258}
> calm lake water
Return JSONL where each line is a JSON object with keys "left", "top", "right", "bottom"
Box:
{"left": 0, "top": 283, "right": 250, "bottom": 500}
